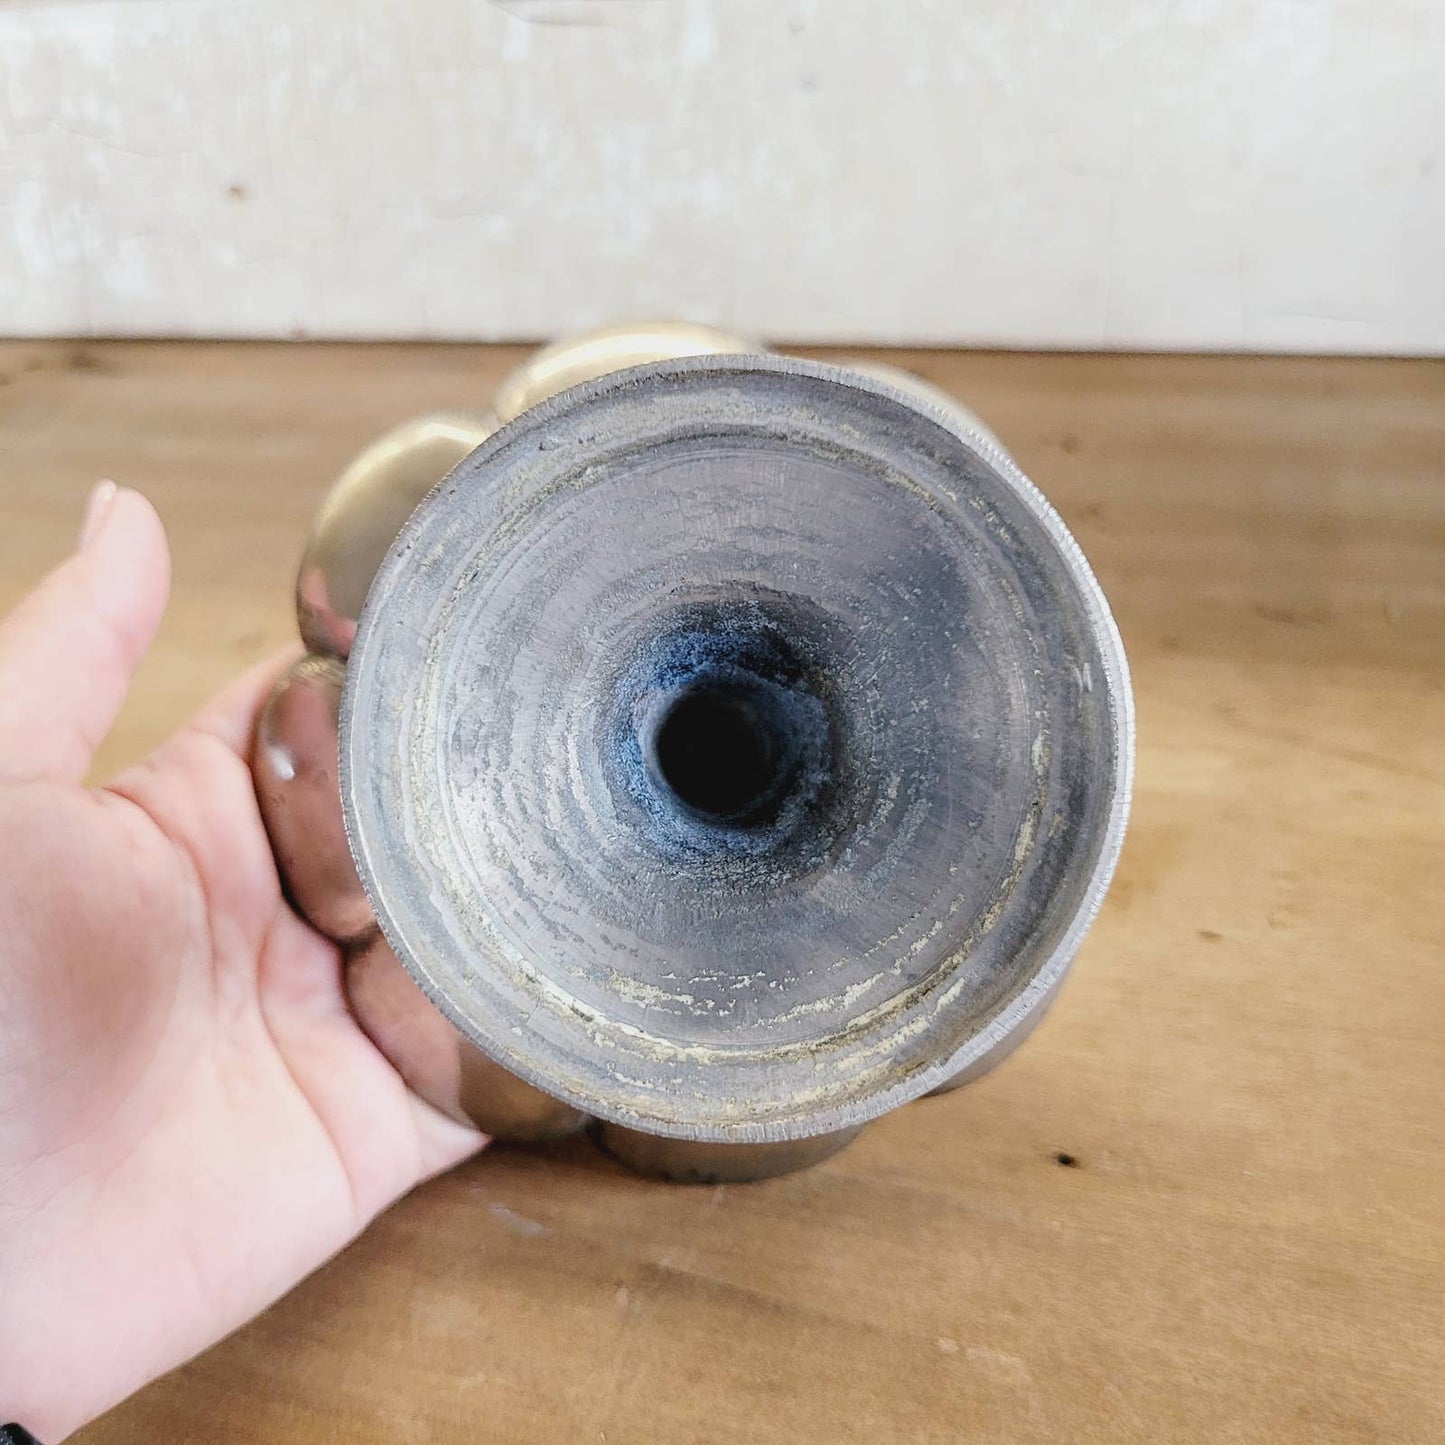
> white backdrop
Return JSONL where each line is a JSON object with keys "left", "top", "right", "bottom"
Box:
{"left": 2, "top": 0, "right": 1441, "bottom": 351}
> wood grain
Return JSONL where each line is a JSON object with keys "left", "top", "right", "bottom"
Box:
{"left": 1, "top": 342, "right": 1441, "bottom": 1444}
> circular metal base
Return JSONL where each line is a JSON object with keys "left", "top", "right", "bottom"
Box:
{"left": 341, "top": 355, "right": 1132, "bottom": 1145}
{"left": 348, "top": 934, "right": 589, "bottom": 1143}
{"left": 594, "top": 1125, "right": 862, "bottom": 1184}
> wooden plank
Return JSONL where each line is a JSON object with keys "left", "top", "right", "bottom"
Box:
{"left": 1, "top": 342, "right": 1440, "bottom": 1444}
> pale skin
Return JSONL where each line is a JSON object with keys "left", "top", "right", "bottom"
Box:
{"left": 0, "top": 486, "right": 484, "bottom": 1439}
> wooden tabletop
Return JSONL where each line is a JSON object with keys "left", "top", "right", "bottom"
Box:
{"left": 3, "top": 342, "right": 1441, "bottom": 1444}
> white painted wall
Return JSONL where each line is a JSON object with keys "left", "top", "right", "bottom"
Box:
{"left": 1, "top": 0, "right": 1441, "bottom": 352}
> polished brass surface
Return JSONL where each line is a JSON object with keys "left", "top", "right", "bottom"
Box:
{"left": 252, "top": 654, "right": 374, "bottom": 942}
{"left": 346, "top": 934, "right": 590, "bottom": 1143}
{"left": 296, "top": 411, "right": 494, "bottom": 658}
{"left": 492, "top": 320, "right": 763, "bottom": 424}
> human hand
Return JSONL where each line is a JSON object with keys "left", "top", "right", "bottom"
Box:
{"left": 0, "top": 486, "right": 484, "bottom": 1440}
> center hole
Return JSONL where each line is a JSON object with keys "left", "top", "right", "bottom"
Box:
{"left": 654, "top": 688, "right": 782, "bottom": 822}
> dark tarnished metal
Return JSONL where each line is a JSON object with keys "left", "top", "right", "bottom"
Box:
{"left": 340, "top": 354, "right": 1134, "bottom": 1150}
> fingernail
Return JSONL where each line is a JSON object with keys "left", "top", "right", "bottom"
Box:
{"left": 79, "top": 480, "right": 119, "bottom": 550}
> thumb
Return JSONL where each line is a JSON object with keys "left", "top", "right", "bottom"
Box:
{"left": 0, "top": 483, "right": 170, "bottom": 785}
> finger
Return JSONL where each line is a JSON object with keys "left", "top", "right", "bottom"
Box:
{"left": 180, "top": 644, "right": 303, "bottom": 760}
{"left": 0, "top": 485, "right": 170, "bottom": 785}
{"left": 410, "top": 1095, "right": 489, "bottom": 1183}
